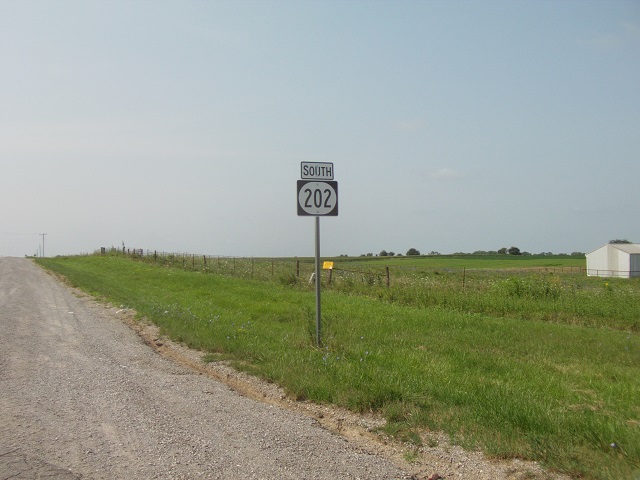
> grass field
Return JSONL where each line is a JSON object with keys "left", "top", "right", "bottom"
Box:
{"left": 36, "top": 253, "right": 639, "bottom": 480}
{"left": 333, "top": 253, "right": 586, "bottom": 270}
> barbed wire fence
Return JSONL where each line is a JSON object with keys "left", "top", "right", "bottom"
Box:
{"left": 100, "top": 246, "right": 588, "bottom": 291}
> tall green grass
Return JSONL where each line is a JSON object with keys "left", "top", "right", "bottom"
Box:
{"left": 331, "top": 271, "right": 639, "bottom": 332}
{"left": 37, "top": 255, "right": 640, "bottom": 480}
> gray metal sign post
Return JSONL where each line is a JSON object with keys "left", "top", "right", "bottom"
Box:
{"left": 297, "top": 163, "right": 337, "bottom": 347}
{"left": 314, "top": 216, "right": 321, "bottom": 346}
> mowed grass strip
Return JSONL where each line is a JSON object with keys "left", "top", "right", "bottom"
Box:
{"left": 37, "top": 255, "right": 639, "bottom": 480}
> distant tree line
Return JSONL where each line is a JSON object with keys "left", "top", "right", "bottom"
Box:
{"left": 358, "top": 247, "right": 587, "bottom": 257}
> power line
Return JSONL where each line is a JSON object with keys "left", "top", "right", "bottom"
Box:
{"left": 0, "top": 232, "right": 41, "bottom": 236}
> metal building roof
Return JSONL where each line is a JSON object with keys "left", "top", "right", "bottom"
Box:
{"left": 598, "top": 244, "right": 640, "bottom": 255}
{"left": 587, "top": 243, "right": 640, "bottom": 255}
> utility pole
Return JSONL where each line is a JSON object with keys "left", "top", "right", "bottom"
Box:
{"left": 40, "top": 233, "right": 46, "bottom": 257}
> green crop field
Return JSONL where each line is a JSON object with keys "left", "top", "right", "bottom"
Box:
{"left": 36, "top": 253, "right": 639, "bottom": 480}
{"left": 330, "top": 253, "right": 586, "bottom": 270}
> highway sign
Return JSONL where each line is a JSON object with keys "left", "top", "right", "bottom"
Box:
{"left": 297, "top": 180, "right": 338, "bottom": 216}
{"left": 301, "top": 162, "right": 334, "bottom": 180}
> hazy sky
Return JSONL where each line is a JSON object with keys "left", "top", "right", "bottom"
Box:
{"left": 1, "top": 0, "right": 638, "bottom": 258}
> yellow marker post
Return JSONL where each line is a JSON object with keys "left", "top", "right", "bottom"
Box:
{"left": 323, "top": 261, "right": 334, "bottom": 286}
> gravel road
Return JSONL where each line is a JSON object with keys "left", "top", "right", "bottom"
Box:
{"left": 0, "top": 257, "right": 567, "bottom": 480}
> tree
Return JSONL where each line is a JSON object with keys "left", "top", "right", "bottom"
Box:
{"left": 610, "top": 239, "right": 632, "bottom": 244}
{"left": 406, "top": 248, "right": 420, "bottom": 256}
{"left": 497, "top": 247, "right": 507, "bottom": 255}
{"left": 508, "top": 246, "right": 521, "bottom": 255}
{"left": 379, "top": 250, "right": 388, "bottom": 257}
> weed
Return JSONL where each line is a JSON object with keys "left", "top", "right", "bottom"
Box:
{"left": 403, "top": 448, "right": 420, "bottom": 463}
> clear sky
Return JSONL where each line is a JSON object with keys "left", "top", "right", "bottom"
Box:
{"left": 1, "top": 0, "right": 638, "bottom": 258}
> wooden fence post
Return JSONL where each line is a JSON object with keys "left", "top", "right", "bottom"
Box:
{"left": 386, "top": 266, "right": 390, "bottom": 288}
{"left": 462, "top": 267, "right": 466, "bottom": 291}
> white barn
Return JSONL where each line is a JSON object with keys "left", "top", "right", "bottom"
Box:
{"left": 586, "top": 244, "right": 640, "bottom": 278}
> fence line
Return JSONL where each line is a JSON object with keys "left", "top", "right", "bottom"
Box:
{"left": 100, "top": 247, "right": 598, "bottom": 290}
{"left": 586, "top": 269, "right": 640, "bottom": 278}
